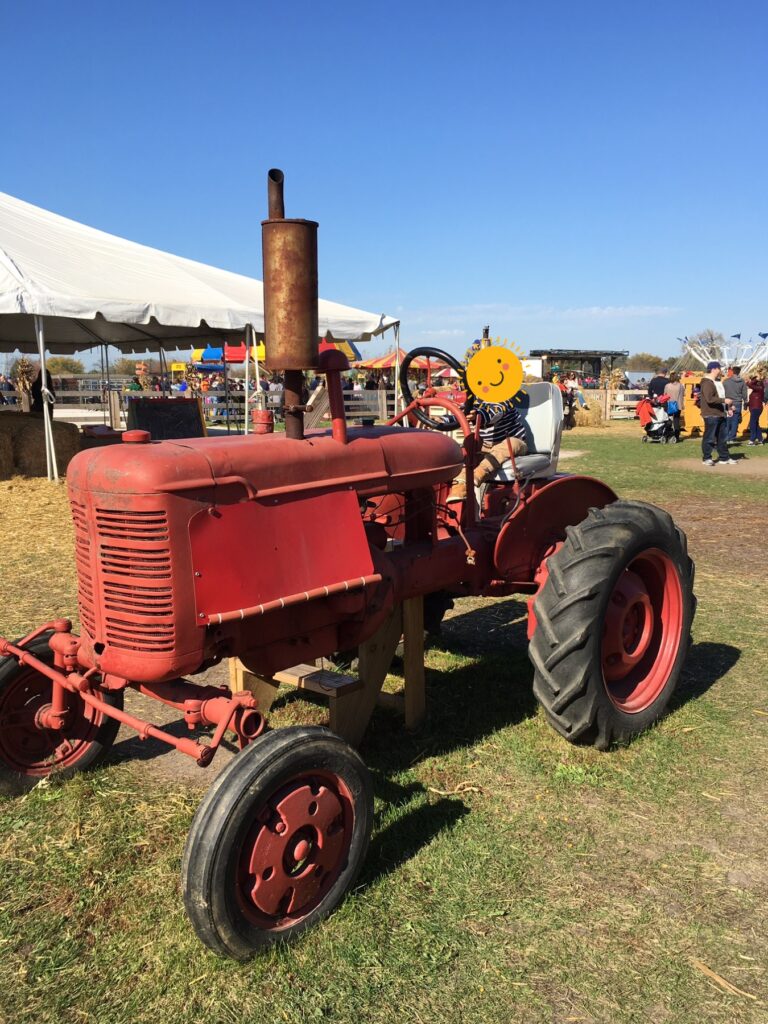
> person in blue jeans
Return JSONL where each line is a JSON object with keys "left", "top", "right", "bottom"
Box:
{"left": 699, "top": 362, "right": 736, "bottom": 466}
{"left": 723, "top": 365, "right": 748, "bottom": 443}
{"left": 747, "top": 376, "right": 765, "bottom": 445}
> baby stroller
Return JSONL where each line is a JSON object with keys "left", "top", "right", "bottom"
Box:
{"left": 636, "top": 395, "right": 677, "bottom": 444}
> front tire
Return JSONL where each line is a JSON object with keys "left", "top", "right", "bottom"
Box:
{"left": 182, "top": 726, "right": 373, "bottom": 959}
{"left": 528, "top": 501, "right": 695, "bottom": 749}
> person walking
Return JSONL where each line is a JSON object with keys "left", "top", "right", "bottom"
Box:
{"left": 647, "top": 367, "right": 669, "bottom": 400}
{"left": 663, "top": 372, "right": 685, "bottom": 440}
{"left": 723, "top": 365, "right": 748, "bottom": 444}
{"left": 699, "top": 361, "right": 736, "bottom": 466}
{"left": 746, "top": 375, "right": 765, "bottom": 445}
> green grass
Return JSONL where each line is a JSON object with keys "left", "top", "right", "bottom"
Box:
{"left": 560, "top": 421, "right": 768, "bottom": 501}
{"left": 1, "top": 427, "right": 767, "bottom": 1024}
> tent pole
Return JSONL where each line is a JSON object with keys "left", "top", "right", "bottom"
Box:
{"left": 100, "top": 345, "right": 107, "bottom": 425}
{"left": 105, "top": 345, "right": 116, "bottom": 428}
{"left": 158, "top": 343, "right": 167, "bottom": 395}
{"left": 36, "top": 318, "right": 51, "bottom": 480}
{"left": 224, "top": 351, "right": 230, "bottom": 435}
{"left": 253, "top": 331, "right": 263, "bottom": 409}
{"left": 394, "top": 322, "right": 402, "bottom": 416}
{"left": 244, "top": 326, "right": 250, "bottom": 435}
{"left": 34, "top": 315, "right": 59, "bottom": 482}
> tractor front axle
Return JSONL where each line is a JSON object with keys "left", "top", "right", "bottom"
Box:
{"left": 0, "top": 631, "right": 263, "bottom": 767}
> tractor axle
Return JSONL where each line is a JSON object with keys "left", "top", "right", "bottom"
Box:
{"left": 0, "top": 632, "right": 264, "bottom": 767}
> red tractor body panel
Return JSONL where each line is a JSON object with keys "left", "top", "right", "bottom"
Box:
{"left": 189, "top": 489, "right": 376, "bottom": 620}
{"left": 492, "top": 475, "right": 617, "bottom": 582}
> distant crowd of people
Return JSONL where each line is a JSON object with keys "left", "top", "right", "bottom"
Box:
{"left": 0, "top": 373, "right": 15, "bottom": 404}
{"left": 641, "top": 364, "right": 767, "bottom": 464}
{"left": 549, "top": 371, "right": 590, "bottom": 421}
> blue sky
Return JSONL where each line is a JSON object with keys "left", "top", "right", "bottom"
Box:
{"left": 3, "top": 0, "right": 767, "bottom": 362}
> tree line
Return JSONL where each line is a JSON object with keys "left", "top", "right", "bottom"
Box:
{"left": 6, "top": 356, "right": 165, "bottom": 378}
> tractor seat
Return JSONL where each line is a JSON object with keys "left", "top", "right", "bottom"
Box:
{"left": 490, "top": 383, "right": 564, "bottom": 482}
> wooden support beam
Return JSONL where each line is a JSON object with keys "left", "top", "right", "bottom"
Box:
{"left": 273, "top": 664, "right": 361, "bottom": 697}
{"left": 228, "top": 595, "right": 427, "bottom": 747}
{"left": 328, "top": 606, "right": 403, "bottom": 746}
{"left": 228, "top": 658, "right": 280, "bottom": 717}
{"left": 402, "top": 595, "right": 426, "bottom": 730}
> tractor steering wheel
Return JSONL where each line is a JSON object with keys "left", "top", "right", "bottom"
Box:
{"left": 398, "top": 346, "right": 474, "bottom": 432}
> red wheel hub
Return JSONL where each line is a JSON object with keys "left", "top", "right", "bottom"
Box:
{"left": 603, "top": 570, "right": 654, "bottom": 680}
{"left": 0, "top": 667, "right": 105, "bottom": 776}
{"left": 601, "top": 549, "right": 683, "bottom": 713}
{"left": 238, "top": 772, "right": 354, "bottom": 927}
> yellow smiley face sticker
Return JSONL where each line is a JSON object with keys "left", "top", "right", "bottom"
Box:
{"left": 464, "top": 344, "right": 524, "bottom": 403}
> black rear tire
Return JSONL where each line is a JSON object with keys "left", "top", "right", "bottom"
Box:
{"left": 182, "top": 726, "right": 373, "bottom": 959}
{"left": 528, "top": 501, "right": 695, "bottom": 749}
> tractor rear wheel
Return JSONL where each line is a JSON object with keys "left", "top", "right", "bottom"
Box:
{"left": 0, "top": 635, "right": 123, "bottom": 792}
{"left": 182, "top": 726, "right": 373, "bottom": 959}
{"left": 528, "top": 501, "right": 695, "bottom": 749}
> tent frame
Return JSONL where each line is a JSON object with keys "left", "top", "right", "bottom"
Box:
{"left": 18, "top": 318, "right": 399, "bottom": 481}
{"left": 33, "top": 315, "right": 59, "bottom": 482}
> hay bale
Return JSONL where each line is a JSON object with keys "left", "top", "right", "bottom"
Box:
{"left": 0, "top": 410, "right": 27, "bottom": 447}
{"left": 0, "top": 431, "right": 12, "bottom": 480}
{"left": 573, "top": 403, "right": 604, "bottom": 428}
{"left": 12, "top": 417, "right": 80, "bottom": 477}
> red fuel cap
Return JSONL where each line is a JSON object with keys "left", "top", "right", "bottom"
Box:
{"left": 122, "top": 429, "right": 151, "bottom": 444}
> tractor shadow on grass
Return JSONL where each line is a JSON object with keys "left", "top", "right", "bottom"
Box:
{"left": 358, "top": 614, "right": 741, "bottom": 886}
{"left": 367, "top": 597, "right": 538, "bottom": 767}
{"left": 354, "top": 598, "right": 537, "bottom": 884}
{"left": 668, "top": 640, "right": 740, "bottom": 712}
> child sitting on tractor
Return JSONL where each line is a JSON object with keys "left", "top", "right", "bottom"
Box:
{"left": 448, "top": 397, "right": 528, "bottom": 501}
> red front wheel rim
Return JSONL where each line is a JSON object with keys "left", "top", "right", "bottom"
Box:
{"left": 237, "top": 770, "right": 355, "bottom": 930}
{"left": 0, "top": 667, "right": 106, "bottom": 775}
{"left": 601, "top": 548, "right": 684, "bottom": 713}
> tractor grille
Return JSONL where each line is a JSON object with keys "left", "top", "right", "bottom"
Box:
{"left": 71, "top": 502, "right": 176, "bottom": 654}
{"left": 71, "top": 500, "right": 97, "bottom": 638}
{"left": 95, "top": 509, "right": 175, "bottom": 653}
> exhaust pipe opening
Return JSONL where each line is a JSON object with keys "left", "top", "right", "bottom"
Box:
{"left": 267, "top": 168, "right": 285, "bottom": 220}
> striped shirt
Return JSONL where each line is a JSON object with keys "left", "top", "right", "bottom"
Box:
{"left": 476, "top": 399, "right": 527, "bottom": 446}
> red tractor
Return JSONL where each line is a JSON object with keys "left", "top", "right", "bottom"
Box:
{"left": 0, "top": 171, "right": 695, "bottom": 959}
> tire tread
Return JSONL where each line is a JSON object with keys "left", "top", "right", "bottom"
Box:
{"left": 529, "top": 501, "right": 695, "bottom": 749}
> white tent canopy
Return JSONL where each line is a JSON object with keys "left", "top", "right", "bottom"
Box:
{"left": 0, "top": 190, "right": 401, "bottom": 481}
{"left": 0, "top": 191, "right": 399, "bottom": 352}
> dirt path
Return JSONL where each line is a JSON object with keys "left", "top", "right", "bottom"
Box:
{"left": 663, "top": 495, "right": 764, "bottom": 577}
{"left": 673, "top": 454, "right": 768, "bottom": 476}
{"left": 110, "top": 662, "right": 238, "bottom": 788}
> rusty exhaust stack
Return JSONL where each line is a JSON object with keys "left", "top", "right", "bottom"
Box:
{"left": 262, "top": 168, "right": 319, "bottom": 440}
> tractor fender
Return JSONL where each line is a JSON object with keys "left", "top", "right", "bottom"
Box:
{"left": 493, "top": 474, "right": 617, "bottom": 583}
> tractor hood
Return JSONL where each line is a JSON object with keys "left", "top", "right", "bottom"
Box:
{"left": 67, "top": 427, "right": 464, "bottom": 501}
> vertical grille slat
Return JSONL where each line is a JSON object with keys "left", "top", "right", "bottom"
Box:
{"left": 71, "top": 500, "right": 96, "bottom": 635}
